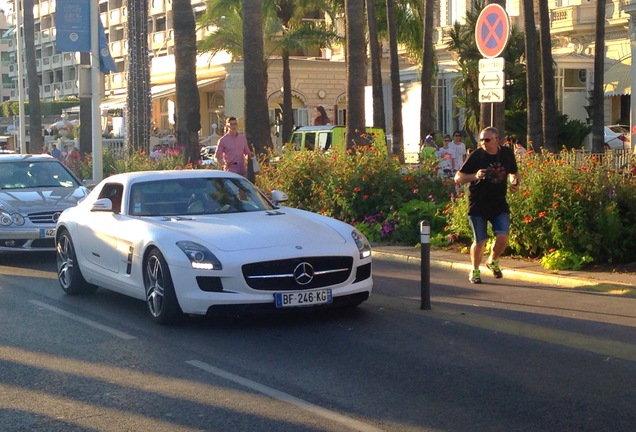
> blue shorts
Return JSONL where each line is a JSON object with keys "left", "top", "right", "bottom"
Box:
{"left": 468, "top": 213, "right": 510, "bottom": 243}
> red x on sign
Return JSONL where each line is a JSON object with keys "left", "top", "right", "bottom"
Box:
{"left": 475, "top": 4, "right": 510, "bottom": 58}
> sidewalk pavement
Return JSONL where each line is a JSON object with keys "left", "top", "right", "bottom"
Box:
{"left": 372, "top": 246, "right": 636, "bottom": 291}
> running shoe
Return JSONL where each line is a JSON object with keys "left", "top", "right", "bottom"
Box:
{"left": 486, "top": 260, "right": 503, "bottom": 278}
{"left": 469, "top": 269, "right": 482, "bottom": 284}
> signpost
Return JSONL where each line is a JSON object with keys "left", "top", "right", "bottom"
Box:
{"left": 475, "top": 4, "right": 510, "bottom": 126}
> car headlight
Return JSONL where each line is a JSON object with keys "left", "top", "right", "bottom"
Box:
{"left": 176, "top": 241, "right": 223, "bottom": 270}
{"left": 11, "top": 213, "right": 25, "bottom": 226}
{"left": 351, "top": 229, "right": 372, "bottom": 259}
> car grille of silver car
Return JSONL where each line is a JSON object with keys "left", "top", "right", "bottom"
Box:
{"left": 28, "top": 211, "right": 61, "bottom": 224}
{"left": 242, "top": 256, "right": 354, "bottom": 290}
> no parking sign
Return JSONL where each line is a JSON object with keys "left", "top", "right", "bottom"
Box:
{"left": 475, "top": 4, "right": 511, "bottom": 59}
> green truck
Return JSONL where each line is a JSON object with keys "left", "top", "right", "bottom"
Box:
{"left": 289, "top": 125, "right": 387, "bottom": 153}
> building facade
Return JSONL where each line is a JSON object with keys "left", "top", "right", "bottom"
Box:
{"left": 2, "top": 0, "right": 633, "bottom": 153}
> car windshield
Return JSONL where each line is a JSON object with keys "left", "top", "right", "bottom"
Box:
{"left": 128, "top": 177, "right": 276, "bottom": 216}
{"left": 608, "top": 125, "right": 629, "bottom": 134}
{"left": 0, "top": 160, "right": 81, "bottom": 189}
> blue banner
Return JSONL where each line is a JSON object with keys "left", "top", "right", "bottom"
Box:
{"left": 55, "top": 0, "right": 90, "bottom": 52}
{"left": 98, "top": 19, "right": 117, "bottom": 74}
{"left": 55, "top": 0, "right": 117, "bottom": 74}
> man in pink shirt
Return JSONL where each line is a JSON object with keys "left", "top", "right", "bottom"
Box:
{"left": 215, "top": 117, "right": 253, "bottom": 176}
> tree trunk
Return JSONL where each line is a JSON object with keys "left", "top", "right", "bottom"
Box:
{"left": 345, "top": 0, "right": 367, "bottom": 149}
{"left": 173, "top": 0, "right": 201, "bottom": 165}
{"left": 125, "top": 0, "right": 151, "bottom": 153}
{"left": 386, "top": 0, "right": 404, "bottom": 162}
{"left": 242, "top": 0, "right": 273, "bottom": 161}
{"left": 23, "top": 0, "right": 42, "bottom": 154}
{"left": 592, "top": 0, "right": 606, "bottom": 153}
{"left": 281, "top": 48, "right": 294, "bottom": 145}
{"left": 420, "top": 0, "right": 435, "bottom": 142}
{"left": 538, "top": 0, "right": 558, "bottom": 153}
{"left": 522, "top": 0, "right": 542, "bottom": 151}
{"left": 366, "top": 0, "right": 386, "bottom": 132}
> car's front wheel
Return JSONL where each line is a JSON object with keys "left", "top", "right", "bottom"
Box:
{"left": 144, "top": 248, "right": 183, "bottom": 324}
{"left": 56, "top": 229, "right": 98, "bottom": 295}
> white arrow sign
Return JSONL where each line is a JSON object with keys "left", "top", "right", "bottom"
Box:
{"left": 479, "top": 71, "right": 505, "bottom": 90}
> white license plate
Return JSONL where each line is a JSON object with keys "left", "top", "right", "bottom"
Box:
{"left": 40, "top": 228, "right": 56, "bottom": 238}
{"left": 274, "top": 289, "right": 333, "bottom": 308}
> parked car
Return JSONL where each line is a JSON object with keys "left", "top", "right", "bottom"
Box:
{"left": 200, "top": 145, "right": 217, "bottom": 166}
{"left": 0, "top": 154, "right": 90, "bottom": 252}
{"left": 55, "top": 170, "right": 373, "bottom": 323}
{"left": 583, "top": 125, "right": 630, "bottom": 151}
{"left": 289, "top": 125, "right": 387, "bottom": 153}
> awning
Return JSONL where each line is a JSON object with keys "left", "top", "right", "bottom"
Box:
{"left": 152, "top": 83, "right": 176, "bottom": 99}
{"left": 101, "top": 77, "right": 225, "bottom": 108}
{"left": 101, "top": 95, "right": 127, "bottom": 110}
{"left": 152, "top": 77, "right": 223, "bottom": 99}
{"left": 604, "top": 57, "right": 631, "bottom": 97}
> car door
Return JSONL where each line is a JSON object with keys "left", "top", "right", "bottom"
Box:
{"left": 78, "top": 182, "right": 124, "bottom": 273}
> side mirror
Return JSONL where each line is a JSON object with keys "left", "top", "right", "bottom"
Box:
{"left": 91, "top": 198, "right": 113, "bottom": 212}
{"left": 271, "top": 190, "right": 288, "bottom": 205}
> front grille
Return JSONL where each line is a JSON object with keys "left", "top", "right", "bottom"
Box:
{"left": 28, "top": 211, "right": 61, "bottom": 224}
{"left": 242, "top": 256, "right": 353, "bottom": 291}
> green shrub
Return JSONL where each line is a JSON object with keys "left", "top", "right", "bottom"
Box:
{"left": 256, "top": 146, "right": 456, "bottom": 225}
{"left": 445, "top": 150, "right": 636, "bottom": 267}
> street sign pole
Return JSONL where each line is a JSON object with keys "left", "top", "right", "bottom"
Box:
{"left": 475, "top": 3, "right": 510, "bottom": 131}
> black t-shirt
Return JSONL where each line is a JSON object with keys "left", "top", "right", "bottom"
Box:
{"left": 459, "top": 146, "right": 518, "bottom": 218}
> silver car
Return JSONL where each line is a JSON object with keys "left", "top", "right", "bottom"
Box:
{"left": 0, "top": 154, "right": 89, "bottom": 252}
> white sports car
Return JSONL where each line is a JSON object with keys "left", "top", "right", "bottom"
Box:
{"left": 56, "top": 170, "right": 373, "bottom": 323}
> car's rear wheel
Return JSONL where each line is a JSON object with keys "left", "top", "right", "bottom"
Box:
{"left": 56, "top": 229, "right": 98, "bottom": 295}
{"left": 144, "top": 248, "right": 183, "bottom": 324}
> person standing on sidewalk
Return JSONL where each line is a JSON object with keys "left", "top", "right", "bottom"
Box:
{"left": 454, "top": 126, "right": 521, "bottom": 284}
{"left": 216, "top": 117, "right": 253, "bottom": 177}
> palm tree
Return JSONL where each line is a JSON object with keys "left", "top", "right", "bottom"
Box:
{"left": 269, "top": 0, "right": 339, "bottom": 143}
{"left": 23, "top": 0, "right": 42, "bottom": 153}
{"left": 366, "top": 0, "right": 386, "bottom": 132}
{"left": 420, "top": 0, "right": 435, "bottom": 142}
{"left": 591, "top": 0, "right": 606, "bottom": 153}
{"left": 125, "top": 0, "right": 151, "bottom": 153}
{"left": 522, "top": 0, "right": 541, "bottom": 150}
{"left": 201, "top": 0, "right": 336, "bottom": 145}
{"left": 345, "top": 0, "right": 367, "bottom": 149}
{"left": 386, "top": 0, "right": 404, "bottom": 162}
{"left": 242, "top": 0, "right": 273, "bottom": 158}
{"left": 173, "top": 0, "right": 201, "bottom": 164}
{"left": 538, "top": 0, "right": 558, "bottom": 152}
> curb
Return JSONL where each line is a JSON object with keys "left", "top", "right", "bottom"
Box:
{"left": 372, "top": 250, "right": 633, "bottom": 290}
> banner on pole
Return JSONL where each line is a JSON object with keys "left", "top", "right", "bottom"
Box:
{"left": 55, "top": 0, "right": 90, "bottom": 52}
{"left": 55, "top": 0, "right": 117, "bottom": 74}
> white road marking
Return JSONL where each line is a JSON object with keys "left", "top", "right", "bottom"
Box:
{"left": 187, "top": 359, "right": 384, "bottom": 432}
{"left": 29, "top": 300, "right": 137, "bottom": 340}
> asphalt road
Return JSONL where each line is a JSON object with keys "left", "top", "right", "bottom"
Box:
{"left": 0, "top": 252, "right": 634, "bottom": 431}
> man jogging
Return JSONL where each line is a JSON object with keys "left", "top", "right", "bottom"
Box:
{"left": 454, "top": 126, "right": 521, "bottom": 284}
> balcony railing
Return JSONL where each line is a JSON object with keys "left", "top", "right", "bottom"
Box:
{"left": 551, "top": 1, "right": 628, "bottom": 33}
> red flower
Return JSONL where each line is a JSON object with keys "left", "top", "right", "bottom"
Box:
{"left": 524, "top": 216, "right": 533, "bottom": 223}
{"left": 538, "top": 211, "right": 546, "bottom": 218}
{"left": 354, "top": 187, "right": 361, "bottom": 193}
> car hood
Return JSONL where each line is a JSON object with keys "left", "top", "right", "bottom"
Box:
{"left": 149, "top": 211, "right": 347, "bottom": 252}
{"left": 0, "top": 187, "right": 88, "bottom": 214}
